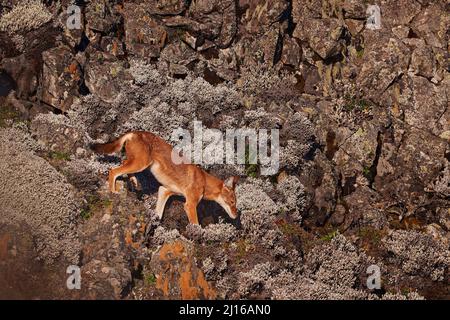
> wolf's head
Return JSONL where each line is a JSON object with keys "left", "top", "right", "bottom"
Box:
{"left": 217, "top": 176, "right": 239, "bottom": 219}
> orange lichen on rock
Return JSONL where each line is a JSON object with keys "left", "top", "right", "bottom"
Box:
{"left": 67, "top": 62, "right": 78, "bottom": 74}
{"left": 124, "top": 230, "right": 133, "bottom": 246}
{"left": 152, "top": 240, "right": 216, "bottom": 300}
{"left": 179, "top": 268, "right": 198, "bottom": 299}
{"left": 156, "top": 274, "right": 170, "bottom": 296}
{"left": 196, "top": 269, "right": 217, "bottom": 299}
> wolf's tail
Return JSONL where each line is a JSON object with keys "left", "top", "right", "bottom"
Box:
{"left": 90, "top": 133, "right": 133, "bottom": 154}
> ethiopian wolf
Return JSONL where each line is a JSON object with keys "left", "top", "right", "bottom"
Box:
{"left": 91, "top": 131, "right": 239, "bottom": 225}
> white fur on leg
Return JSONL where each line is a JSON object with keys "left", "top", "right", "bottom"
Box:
{"left": 155, "top": 186, "right": 171, "bottom": 219}
{"left": 129, "top": 175, "right": 139, "bottom": 190}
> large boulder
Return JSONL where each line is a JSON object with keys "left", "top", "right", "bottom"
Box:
{"left": 85, "top": 0, "right": 122, "bottom": 36}
{"left": 374, "top": 126, "right": 449, "bottom": 216}
{"left": 403, "top": 75, "right": 449, "bottom": 137}
{"left": 239, "top": 0, "right": 289, "bottom": 35}
{"left": 122, "top": 3, "right": 167, "bottom": 59}
{"left": 163, "top": 0, "right": 237, "bottom": 49}
{"left": 160, "top": 41, "right": 198, "bottom": 77}
{"left": 355, "top": 35, "right": 410, "bottom": 100}
{"left": 294, "top": 18, "right": 343, "bottom": 60}
{"left": 1, "top": 54, "right": 38, "bottom": 99}
{"left": 84, "top": 53, "right": 131, "bottom": 103}
{"left": 147, "top": 0, "right": 187, "bottom": 15}
{"left": 410, "top": 2, "right": 449, "bottom": 49}
{"left": 40, "top": 46, "right": 82, "bottom": 111}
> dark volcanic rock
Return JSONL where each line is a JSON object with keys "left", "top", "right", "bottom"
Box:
{"left": 40, "top": 46, "right": 82, "bottom": 111}
{"left": 84, "top": 53, "right": 131, "bottom": 103}
{"left": 123, "top": 2, "right": 168, "bottom": 59}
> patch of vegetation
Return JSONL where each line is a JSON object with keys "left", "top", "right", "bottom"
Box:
{"left": 110, "top": 66, "right": 120, "bottom": 77}
{"left": 48, "top": 150, "right": 71, "bottom": 161}
{"left": 244, "top": 147, "right": 258, "bottom": 178}
{"left": 356, "top": 48, "right": 364, "bottom": 58}
{"left": 401, "top": 287, "right": 411, "bottom": 297}
{"left": 245, "top": 164, "right": 258, "bottom": 178}
{"left": 236, "top": 239, "right": 247, "bottom": 259}
{"left": 80, "top": 194, "right": 112, "bottom": 220}
{"left": 235, "top": 239, "right": 254, "bottom": 263}
{"left": 320, "top": 229, "right": 339, "bottom": 242}
{"left": 0, "top": 107, "right": 20, "bottom": 127}
{"left": 343, "top": 94, "right": 372, "bottom": 112}
{"left": 276, "top": 219, "right": 301, "bottom": 237}
{"left": 362, "top": 166, "right": 371, "bottom": 178}
{"left": 169, "top": 27, "right": 186, "bottom": 41}
{"left": 80, "top": 208, "right": 91, "bottom": 220}
{"left": 96, "top": 52, "right": 104, "bottom": 63}
{"left": 275, "top": 218, "right": 318, "bottom": 253}
{"left": 358, "top": 226, "right": 384, "bottom": 246}
{"left": 145, "top": 273, "right": 157, "bottom": 286}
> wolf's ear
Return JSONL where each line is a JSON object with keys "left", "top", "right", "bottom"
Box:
{"left": 224, "top": 176, "right": 239, "bottom": 189}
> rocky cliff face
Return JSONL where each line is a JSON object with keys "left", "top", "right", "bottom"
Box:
{"left": 0, "top": 0, "right": 448, "bottom": 299}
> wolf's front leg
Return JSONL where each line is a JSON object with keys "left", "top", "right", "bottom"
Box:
{"left": 108, "top": 168, "right": 119, "bottom": 193}
{"left": 155, "top": 186, "right": 173, "bottom": 219}
{"left": 183, "top": 195, "right": 202, "bottom": 225}
{"left": 128, "top": 174, "right": 139, "bottom": 191}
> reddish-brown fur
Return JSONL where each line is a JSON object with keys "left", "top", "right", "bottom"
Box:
{"left": 91, "top": 131, "right": 239, "bottom": 224}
